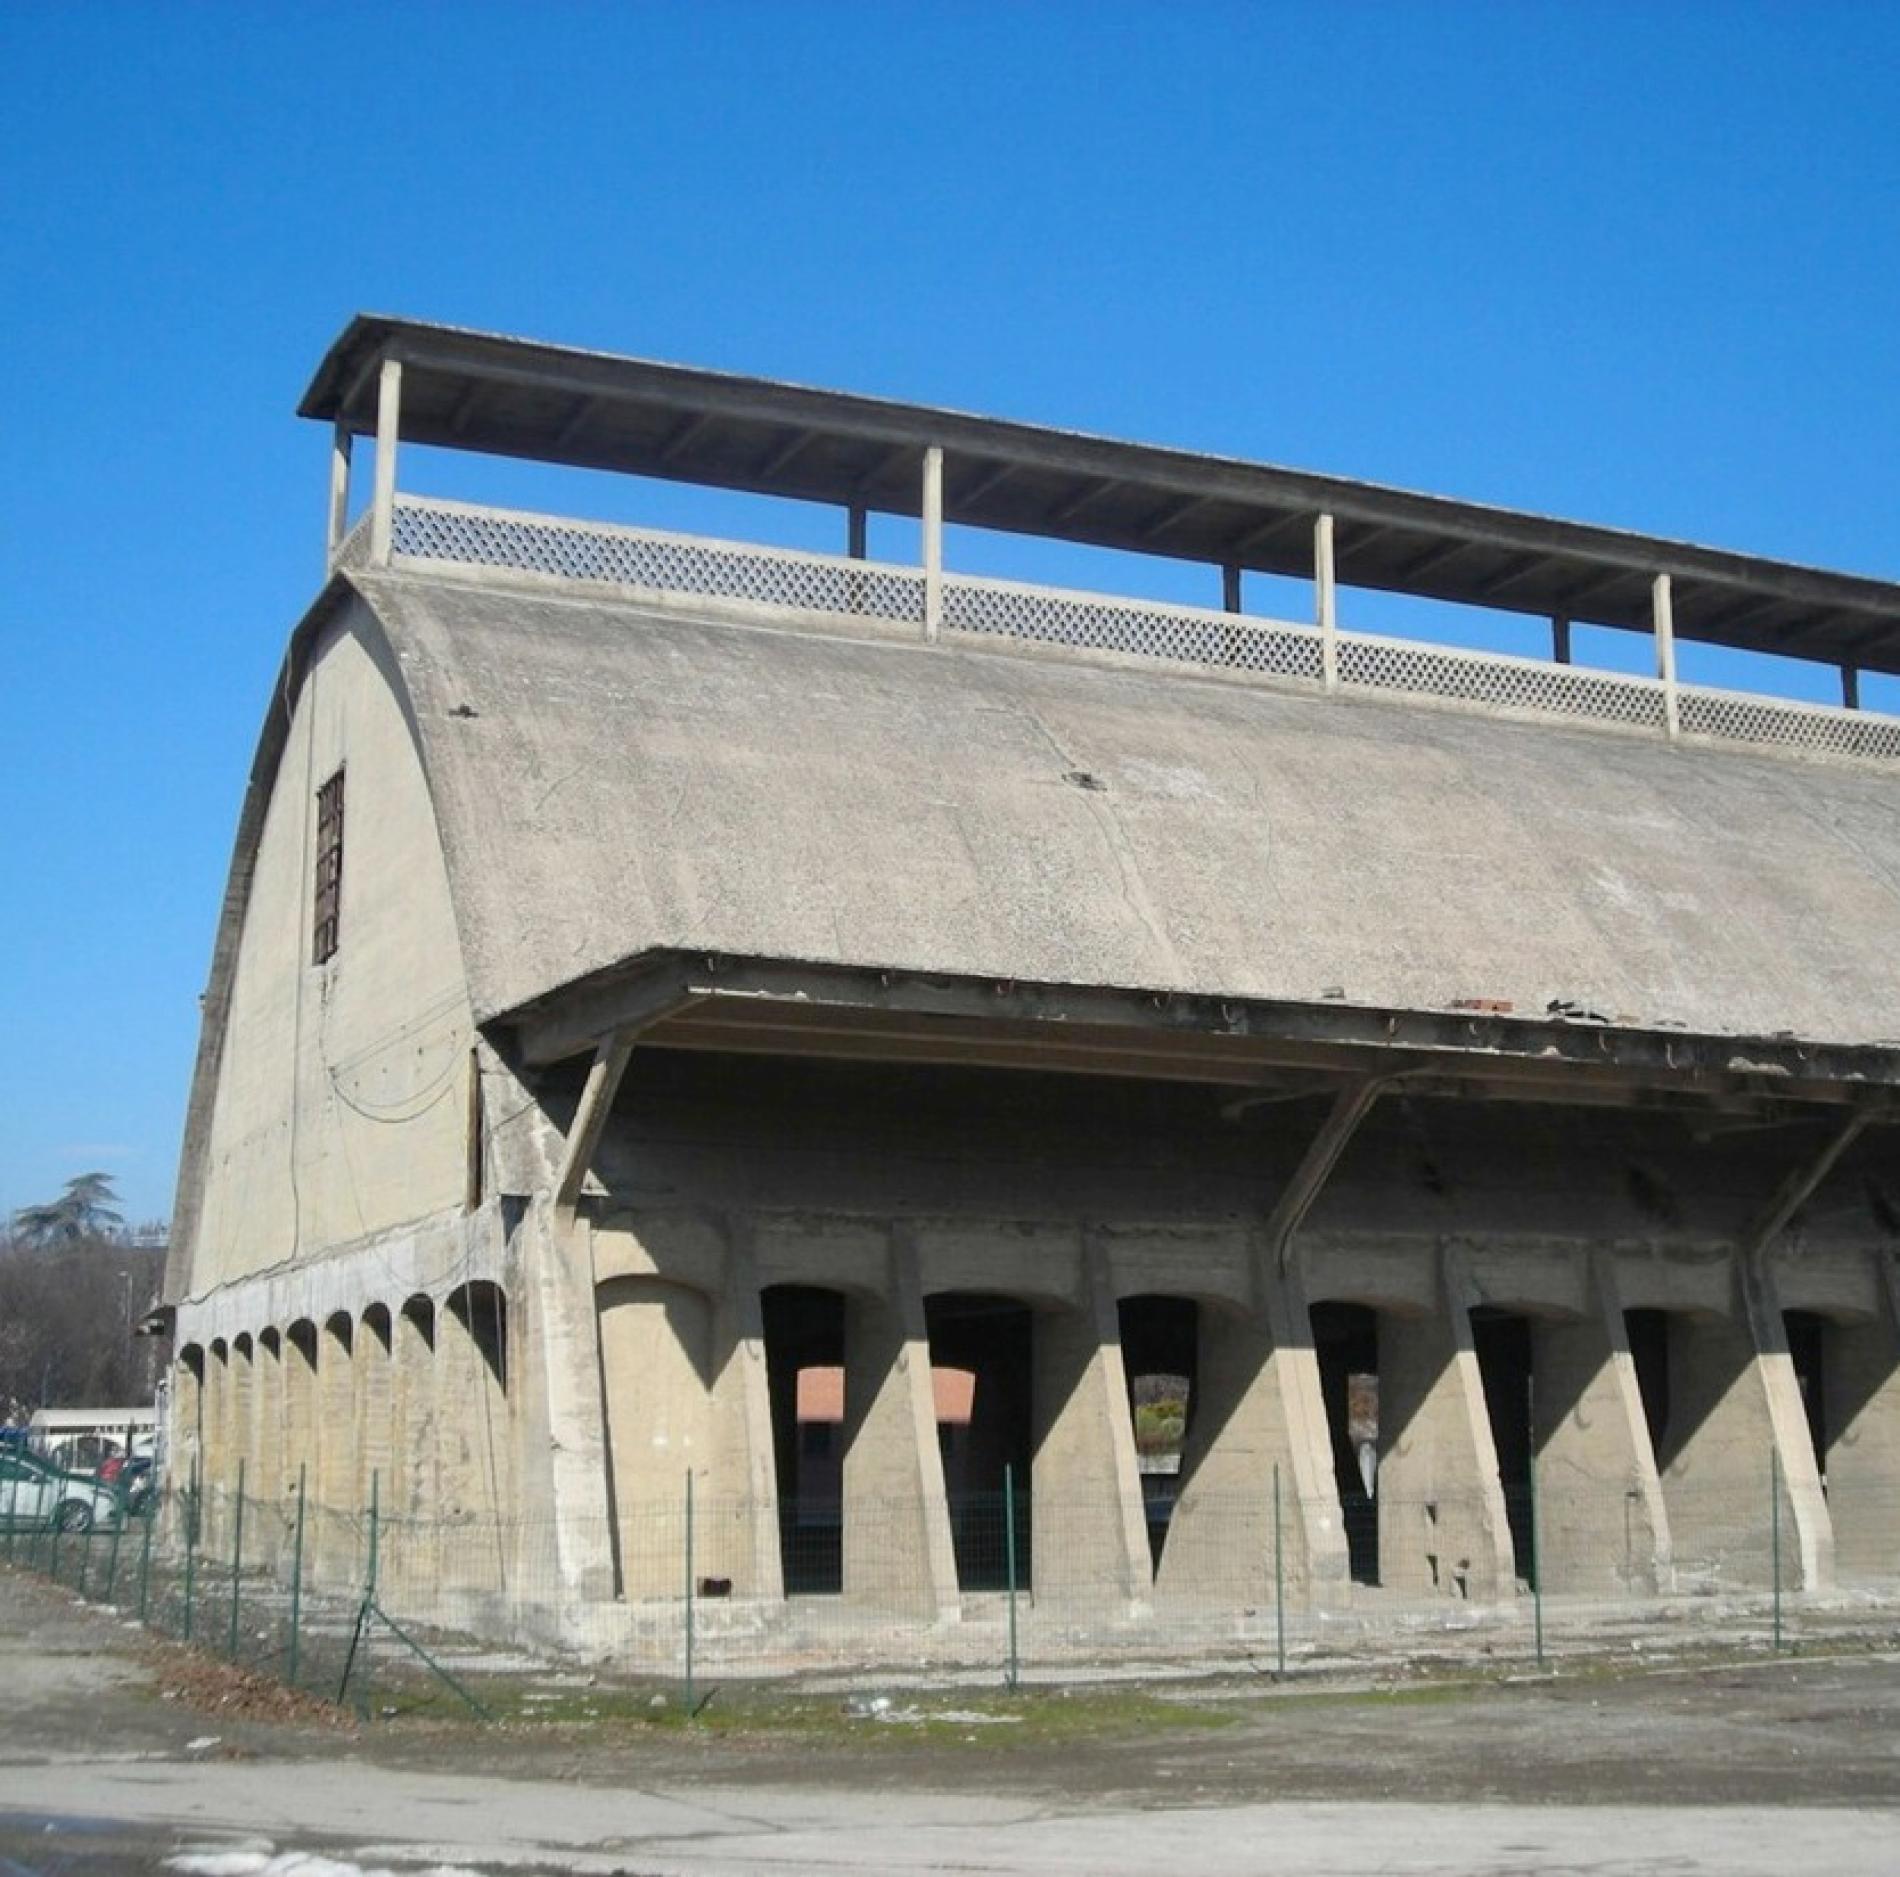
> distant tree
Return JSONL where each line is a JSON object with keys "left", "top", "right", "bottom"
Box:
{"left": 12, "top": 1172, "right": 125, "bottom": 1248}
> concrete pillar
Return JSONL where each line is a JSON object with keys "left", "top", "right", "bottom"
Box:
{"left": 326, "top": 420, "right": 352, "bottom": 565}
{"left": 354, "top": 1308, "right": 395, "bottom": 1537}
{"left": 386, "top": 1298, "right": 439, "bottom": 1609}
{"left": 437, "top": 1287, "right": 511, "bottom": 1597}
{"left": 315, "top": 1316, "right": 358, "bottom": 1585}
{"left": 252, "top": 1332, "right": 285, "bottom": 1569}
{"left": 1823, "top": 1263, "right": 1900, "bottom": 1581}
{"left": 1376, "top": 1249, "right": 1516, "bottom": 1602}
{"left": 282, "top": 1325, "right": 319, "bottom": 1558}
{"left": 921, "top": 446, "right": 943, "bottom": 641}
{"left": 1653, "top": 572, "right": 1679, "bottom": 739}
{"left": 706, "top": 1225, "right": 787, "bottom": 1602}
{"left": 228, "top": 1339, "right": 254, "bottom": 1535}
{"left": 1658, "top": 1257, "right": 1833, "bottom": 1590}
{"left": 1157, "top": 1261, "right": 1349, "bottom": 1609}
{"left": 524, "top": 1198, "right": 618, "bottom": 1606}
{"left": 1030, "top": 1246, "right": 1152, "bottom": 1611}
{"left": 202, "top": 1343, "right": 229, "bottom": 1550}
{"left": 369, "top": 356, "right": 401, "bottom": 566}
{"left": 1530, "top": 1255, "right": 1671, "bottom": 1595}
{"left": 1315, "top": 512, "right": 1338, "bottom": 691}
{"left": 839, "top": 1231, "right": 960, "bottom": 1619}
{"left": 172, "top": 1348, "right": 204, "bottom": 1528}
{"left": 599, "top": 1275, "right": 718, "bottom": 1597}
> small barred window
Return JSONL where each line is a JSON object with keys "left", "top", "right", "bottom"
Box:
{"left": 312, "top": 768, "right": 345, "bottom": 963}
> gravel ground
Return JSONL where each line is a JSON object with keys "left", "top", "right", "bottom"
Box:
{"left": 2, "top": 1565, "right": 1897, "bottom": 1874}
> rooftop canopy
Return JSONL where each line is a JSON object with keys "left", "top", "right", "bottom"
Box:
{"left": 302, "top": 315, "right": 1900, "bottom": 677}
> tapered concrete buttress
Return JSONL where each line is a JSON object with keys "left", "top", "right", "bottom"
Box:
{"left": 1376, "top": 1247, "right": 1516, "bottom": 1602}
{"left": 595, "top": 1217, "right": 784, "bottom": 1602}
{"left": 1530, "top": 1253, "right": 1671, "bottom": 1594}
{"left": 315, "top": 1319, "right": 359, "bottom": 1583}
{"left": 1659, "top": 1258, "right": 1833, "bottom": 1590}
{"left": 840, "top": 1231, "right": 960, "bottom": 1618}
{"left": 1155, "top": 1253, "right": 1348, "bottom": 1609}
{"left": 1827, "top": 1261, "right": 1900, "bottom": 1581}
{"left": 709, "top": 1223, "right": 788, "bottom": 1603}
{"left": 1031, "top": 1244, "right": 1153, "bottom": 1612}
{"left": 387, "top": 1301, "right": 440, "bottom": 1607}
{"left": 523, "top": 1202, "right": 618, "bottom": 1606}
{"left": 252, "top": 1336, "right": 285, "bottom": 1567}
{"left": 201, "top": 1348, "right": 228, "bottom": 1551}
{"left": 354, "top": 1313, "right": 394, "bottom": 1530}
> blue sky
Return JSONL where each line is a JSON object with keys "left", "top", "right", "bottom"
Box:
{"left": 3, "top": 3, "right": 1897, "bottom": 1225}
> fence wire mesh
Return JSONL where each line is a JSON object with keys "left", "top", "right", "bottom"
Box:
{"left": 336, "top": 496, "right": 1900, "bottom": 770}
{"left": 8, "top": 1459, "right": 1897, "bottom": 1714}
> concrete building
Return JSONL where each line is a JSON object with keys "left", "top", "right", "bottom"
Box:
{"left": 166, "top": 318, "right": 1900, "bottom": 1651}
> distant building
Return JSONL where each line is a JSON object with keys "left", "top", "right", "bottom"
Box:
{"left": 167, "top": 318, "right": 1900, "bottom": 1649}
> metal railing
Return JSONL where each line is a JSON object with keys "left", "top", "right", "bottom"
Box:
{"left": 333, "top": 496, "right": 1900, "bottom": 769}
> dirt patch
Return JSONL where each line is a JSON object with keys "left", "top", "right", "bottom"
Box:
{"left": 138, "top": 1629, "right": 357, "bottom": 1732}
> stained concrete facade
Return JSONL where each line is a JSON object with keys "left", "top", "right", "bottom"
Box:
{"left": 165, "top": 334, "right": 1900, "bottom": 1656}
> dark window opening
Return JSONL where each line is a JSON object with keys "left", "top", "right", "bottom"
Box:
{"left": 313, "top": 767, "right": 345, "bottom": 964}
{"left": 1470, "top": 1307, "right": 1536, "bottom": 1590}
{"left": 1117, "top": 1295, "right": 1198, "bottom": 1568}
{"left": 1312, "top": 1301, "right": 1381, "bottom": 1585}
{"left": 926, "top": 1293, "right": 1033, "bottom": 1592}
{"left": 763, "top": 1285, "right": 847, "bottom": 1594}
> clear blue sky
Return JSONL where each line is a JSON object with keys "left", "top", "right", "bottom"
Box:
{"left": 3, "top": 4, "right": 1897, "bottom": 1226}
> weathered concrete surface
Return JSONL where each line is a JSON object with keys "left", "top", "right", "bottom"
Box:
{"left": 360, "top": 570, "right": 1900, "bottom": 1045}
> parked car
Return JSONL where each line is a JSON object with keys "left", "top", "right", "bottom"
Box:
{"left": 0, "top": 1445, "right": 123, "bottom": 1533}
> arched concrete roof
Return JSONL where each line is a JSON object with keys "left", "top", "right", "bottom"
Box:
{"left": 354, "top": 567, "right": 1900, "bottom": 1050}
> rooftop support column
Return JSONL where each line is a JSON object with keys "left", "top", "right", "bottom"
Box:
{"left": 1551, "top": 614, "right": 1572, "bottom": 666}
{"left": 1315, "top": 512, "right": 1339, "bottom": 690}
{"left": 921, "top": 446, "right": 943, "bottom": 642}
{"left": 326, "top": 422, "right": 353, "bottom": 569}
{"left": 369, "top": 356, "right": 403, "bottom": 568}
{"left": 846, "top": 503, "right": 867, "bottom": 561}
{"left": 1653, "top": 572, "right": 1679, "bottom": 739}
{"left": 1841, "top": 664, "right": 1861, "bottom": 710}
{"left": 1222, "top": 563, "right": 1242, "bottom": 615}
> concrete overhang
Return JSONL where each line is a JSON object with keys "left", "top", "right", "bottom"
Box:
{"left": 499, "top": 950, "right": 1900, "bottom": 1124}
{"left": 301, "top": 315, "right": 1900, "bottom": 675}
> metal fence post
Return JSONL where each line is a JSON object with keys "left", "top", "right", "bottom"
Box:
{"left": 137, "top": 1506, "right": 153, "bottom": 1623}
{"left": 50, "top": 1511, "right": 63, "bottom": 1585}
{"left": 1003, "top": 1463, "right": 1020, "bottom": 1692}
{"left": 227, "top": 1459, "right": 247, "bottom": 1660}
{"left": 288, "top": 1464, "right": 306, "bottom": 1686}
{"left": 1771, "top": 1445, "right": 1783, "bottom": 1654}
{"left": 683, "top": 1469, "right": 696, "bottom": 1719}
{"left": 77, "top": 1521, "right": 91, "bottom": 1599}
{"left": 105, "top": 1503, "right": 124, "bottom": 1600}
{"left": 1272, "top": 1461, "right": 1286, "bottom": 1679}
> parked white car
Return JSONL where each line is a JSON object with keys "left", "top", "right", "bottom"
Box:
{"left": 0, "top": 1445, "right": 123, "bottom": 1533}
